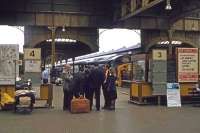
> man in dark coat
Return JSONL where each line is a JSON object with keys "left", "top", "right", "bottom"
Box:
{"left": 63, "top": 65, "right": 73, "bottom": 110}
{"left": 102, "top": 64, "right": 110, "bottom": 109}
{"left": 72, "top": 70, "right": 85, "bottom": 97}
{"left": 83, "top": 68, "right": 91, "bottom": 99}
{"left": 88, "top": 65, "right": 104, "bottom": 111}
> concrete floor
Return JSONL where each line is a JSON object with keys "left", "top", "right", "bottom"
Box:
{"left": 0, "top": 86, "right": 200, "bottom": 133}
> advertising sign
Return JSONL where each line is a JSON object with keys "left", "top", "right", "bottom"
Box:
{"left": 25, "top": 60, "right": 41, "bottom": 72}
{"left": 24, "top": 48, "right": 41, "bottom": 60}
{"left": 167, "top": 83, "right": 181, "bottom": 107}
{"left": 0, "top": 44, "right": 19, "bottom": 85}
{"left": 178, "top": 48, "right": 198, "bottom": 82}
{"left": 132, "top": 54, "right": 146, "bottom": 81}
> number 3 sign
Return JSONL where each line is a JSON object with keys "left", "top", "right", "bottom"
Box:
{"left": 152, "top": 49, "right": 167, "bottom": 61}
{"left": 24, "top": 48, "right": 41, "bottom": 60}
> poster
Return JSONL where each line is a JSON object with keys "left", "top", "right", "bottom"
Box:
{"left": 167, "top": 83, "right": 181, "bottom": 107}
{"left": 24, "top": 48, "right": 41, "bottom": 60}
{"left": 131, "top": 54, "right": 146, "bottom": 81}
{"left": 0, "top": 44, "right": 19, "bottom": 85}
{"left": 25, "top": 60, "right": 41, "bottom": 72}
{"left": 178, "top": 48, "right": 198, "bottom": 82}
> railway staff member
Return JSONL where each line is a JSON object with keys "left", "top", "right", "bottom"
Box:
{"left": 63, "top": 65, "right": 73, "bottom": 111}
{"left": 42, "top": 68, "right": 49, "bottom": 84}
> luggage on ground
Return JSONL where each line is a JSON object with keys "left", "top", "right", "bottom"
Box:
{"left": 70, "top": 96, "right": 90, "bottom": 113}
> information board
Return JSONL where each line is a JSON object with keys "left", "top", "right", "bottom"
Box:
{"left": 178, "top": 48, "right": 198, "bottom": 82}
{"left": 0, "top": 44, "right": 19, "bottom": 85}
{"left": 25, "top": 60, "right": 41, "bottom": 72}
{"left": 167, "top": 83, "right": 181, "bottom": 107}
{"left": 24, "top": 48, "right": 41, "bottom": 60}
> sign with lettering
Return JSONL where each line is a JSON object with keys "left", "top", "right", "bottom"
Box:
{"left": 167, "top": 83, "right": 181, "bottom": 107}
{"left": 152, "top": 49, "right": 167, "bottom": 61}
{"left": 0, "top": 44, "right": 19, "bottom": 85}
{"left": 25, "top": 60, "right": 41, "bottom": 72}
{"left": 178, "top": 48, "right": 198, "bottom": 82}
{"left": 24, "top": 48, "right": 41, "bottom": 60}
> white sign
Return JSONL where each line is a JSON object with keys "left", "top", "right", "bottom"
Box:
{"left": 16, "top": 60, "right": 22, "bottom": 66}
{"left": 0, "top": 44, "right": 19, "bottom": 85}
{"left": 167, "top": 83, "right": 181, "bottom": 107}
{"left": 25, "top": 60, "right": 41, "bottom": 72}
{"left": 24, "top": 48, "right": 41, "bottom": 60}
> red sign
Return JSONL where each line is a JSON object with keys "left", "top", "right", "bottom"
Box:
{"left": 178, "top": 48, "right": 198, "bottom": 82}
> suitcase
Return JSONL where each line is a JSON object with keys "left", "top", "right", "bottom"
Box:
{"left": 19, "top": 97, "right": 31, "bottom": 105}
{"left": 70, "top": 96, "right": 90, "bottom": 113}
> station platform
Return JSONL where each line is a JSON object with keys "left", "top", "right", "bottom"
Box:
{"left": 0, "top": 86, "right": 200, "bottom": 133}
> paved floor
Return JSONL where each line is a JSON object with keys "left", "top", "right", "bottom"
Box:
{"left": 0, "top": 86, "right": 200, "bottom": 133}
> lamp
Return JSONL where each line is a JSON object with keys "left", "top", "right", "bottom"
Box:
{"left": 165, "top": 0, "right": 172, "bottom": 10}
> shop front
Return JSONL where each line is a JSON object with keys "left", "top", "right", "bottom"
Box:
{"left": 129, "top": 42, "right": 200, "bottom": 105}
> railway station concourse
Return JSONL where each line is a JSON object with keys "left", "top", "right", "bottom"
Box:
{"left": 1, "top": 0, "right": 200, "bottom": 133}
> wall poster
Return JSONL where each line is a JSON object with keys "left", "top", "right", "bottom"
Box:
{"left": 178, "top": 48, "right": 198, "bottom": 82}
{"left": 0, "top": 44, "right": 19, "bottom": 85}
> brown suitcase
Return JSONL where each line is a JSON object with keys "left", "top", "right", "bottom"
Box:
{"left": 70, "top": 96, "right": 90, "bottom": 113}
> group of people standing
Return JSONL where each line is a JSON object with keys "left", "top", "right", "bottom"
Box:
{"left": 62, "top": 64, "right": 117, "bottom": 111}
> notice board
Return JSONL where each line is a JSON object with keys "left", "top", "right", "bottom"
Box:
{"left": 25, "top": 60, "right": 41, "bottom": 73}
{"left": 178, "top": 48, "right": 198, "bottom": 82}
{"left": 0, "top": 44, "right": 19, "bottom": 85}
{"left": 167, "top": 83, "right": 181, "bottom": 107}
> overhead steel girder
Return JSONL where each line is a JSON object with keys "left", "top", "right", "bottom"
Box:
{"left": 119, "top": 0, "right": 165, "bottom": 21}
{"left": 114, "top": 16, "right": 200, "bottom": 31}
{"left": 119, "top": 0, "right": 200, "bottom": 22}
{"left": 169, "top": 0, "right": 200, "bottom": 23}
{"left": 0, "top": 0, "right": 113, "bottom": 27}
{"left": 0, "top": 12, "right": 112, "bottom": 28}
{"left": 117, "top": 0, "right": 200, "bottom": 30}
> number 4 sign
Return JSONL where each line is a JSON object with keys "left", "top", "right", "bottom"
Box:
{"left": 24, "top": 48, "right": 41, "bottom": 60}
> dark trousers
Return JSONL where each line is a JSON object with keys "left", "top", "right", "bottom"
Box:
{"left": 107, "top": 90, "right": 117, "bottom": 110}
{"left": 88, "top": 88, "right": 100, "bottom": 110}
{"left": 107, "top": 100, "right": 116, "bottom": 110}
{"left": 102, "top": 84, "right": 109, "bottom": 107}
{"left": 63, "top": 90, "right": 73, "bottom": 110}
{"left": 43, "top": 79, "right": 48, "bottom": 84}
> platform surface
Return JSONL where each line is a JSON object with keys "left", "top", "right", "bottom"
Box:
{"left": 0, "top": 86, "right": 200, "bottom": 133}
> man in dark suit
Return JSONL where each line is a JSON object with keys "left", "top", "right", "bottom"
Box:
{"left": 88, "top": 65, "right": 104, "bottom": 111}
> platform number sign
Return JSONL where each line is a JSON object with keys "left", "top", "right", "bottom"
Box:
{"left": 30, "top": 50, "right": 35, "bottom": 57}
{"left": 152, "top": 49, "right": 167, "bottom": 61}
{"left": 24, "top": 48, "right": 41, "bottom": 60}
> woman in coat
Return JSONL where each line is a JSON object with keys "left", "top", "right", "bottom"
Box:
{"left": 106, "top": 68, "right": 117, "bottom": 110}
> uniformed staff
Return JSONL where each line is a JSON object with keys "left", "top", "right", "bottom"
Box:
{"left": 63, "top": 65, "right": 73, "bottom": 110}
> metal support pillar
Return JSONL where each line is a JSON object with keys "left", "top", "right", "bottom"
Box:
{"left": 51, "top": 27, "right": 56, "bottom": 67}
{"left": 168, "top": 29, "right": 175, "bottom": 60}
{"left": 72, "top": 57, "right": 75, "bottom": 75}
